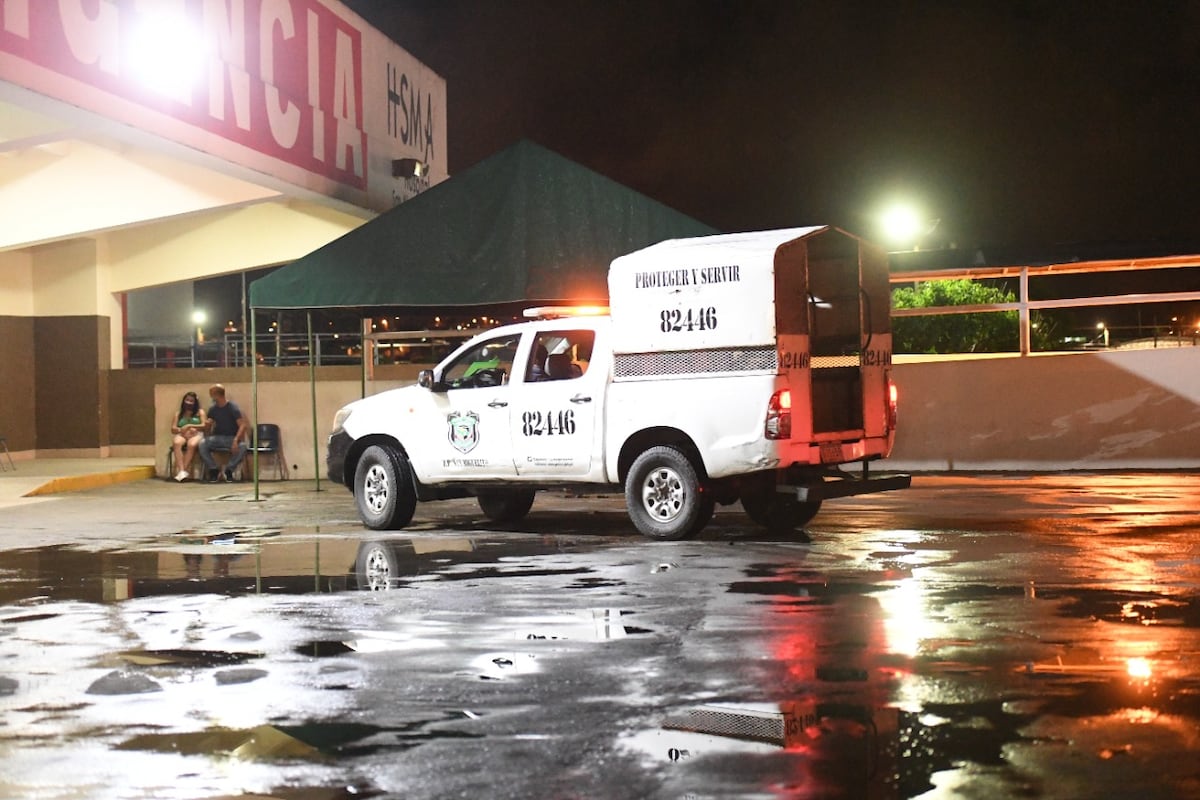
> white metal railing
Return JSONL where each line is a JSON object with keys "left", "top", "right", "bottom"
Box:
{"left": 889, "top": 254, "right": 1200, "bottom": 355}
{"left": 125, "top": 329, "right": 478, "bottom": 369}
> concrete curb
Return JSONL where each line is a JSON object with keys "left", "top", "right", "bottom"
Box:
{"left": 23, "top": 466, "right": 158, "bottom": 497}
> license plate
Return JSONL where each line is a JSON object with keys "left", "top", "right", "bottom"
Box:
{"left": 819, "top": 442, "right": 844, "bottom": 463}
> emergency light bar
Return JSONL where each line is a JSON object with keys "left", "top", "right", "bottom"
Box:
{"left": 522, "top": 305, "right": 610, "bottom": 319}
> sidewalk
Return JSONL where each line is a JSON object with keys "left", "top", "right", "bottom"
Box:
{"left": 0, "top": 457, "right": 156, "bottom": 508}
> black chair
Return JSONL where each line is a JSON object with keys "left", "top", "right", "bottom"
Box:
{"left": 250, "top": 423, "right": 289, "bottom": 480}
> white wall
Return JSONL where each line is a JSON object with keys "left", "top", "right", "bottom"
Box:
{"left": 154, "top": 380, "right": 407, "bottom": 480}
{"left": 883, "top": 347, "right": 1200, "bottom": 471}
{"left": 105, "top": 201, "right": 366, "bottom": 291}
{"left": 0, "top": 249, "right": 33, "bottom": 315}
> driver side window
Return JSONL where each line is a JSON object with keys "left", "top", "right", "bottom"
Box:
{"left": 443, "top": 334, "right": 520, "bottom": 389}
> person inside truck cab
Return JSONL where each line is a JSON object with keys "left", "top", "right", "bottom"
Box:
{"left": 446, "top": 337, "right": 518, "bottom": 388}
{"left": 545, "top": 351, "right": 579, "bottom": 380}
{"left": 571, "top": 333, "right": 593, "bottom": 375}
{"left": 527, "top": 342, "right": 550, "bottom": 382}
{"left": 463, "top": 347, "right": 501, "bottom": 378}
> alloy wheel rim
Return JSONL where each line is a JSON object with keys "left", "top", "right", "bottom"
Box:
{"left": 364, "top": 464, "right": 390, "bottom": 513}
{"left": 642, "top": 466, "right": 684, "bottom": 522}
{"left": 363, "top": 547, "right": 391, "bottom": 590}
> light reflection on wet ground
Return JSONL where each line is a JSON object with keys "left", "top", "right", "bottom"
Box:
{"left": 1, "top": 475, "right": 1199, "bottom": 798}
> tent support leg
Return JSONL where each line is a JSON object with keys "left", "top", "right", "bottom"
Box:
{"left": 251, "top": 307, "right": 262, "bottom": 502}
{"left": 309, "top": 311, "right": 321, "bottom": 492}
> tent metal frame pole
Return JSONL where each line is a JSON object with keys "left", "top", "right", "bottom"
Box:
{"left": 240, "top": 272, "right": 248, "bottom": 366}
{"left": 360, "top": 315, "right": 369, "bottom": 396}
{"left": 308, "top": 311, "right": 321, "bottom": 492}
{"left": 250, "top": 307, "right": 261, "bottom": 502}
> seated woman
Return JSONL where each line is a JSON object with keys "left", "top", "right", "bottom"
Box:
{"left": 170, "top": 391, "right": 207, "bottom": 482}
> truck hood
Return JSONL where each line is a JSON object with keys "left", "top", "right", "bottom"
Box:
{"left": 337, "top": 384, "right": 426, "bottom": 440}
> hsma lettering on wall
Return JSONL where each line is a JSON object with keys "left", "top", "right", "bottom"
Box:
{"left": 0, "top": 0, "right": 367, "bottom": 188}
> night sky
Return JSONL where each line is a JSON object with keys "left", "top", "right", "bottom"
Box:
{"left": 344, "top": 0, "right": 1200, "bottom": 251}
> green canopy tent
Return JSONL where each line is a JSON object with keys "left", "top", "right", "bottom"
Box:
{"left": 249, "top": 139, "right": 717, "bottom": 310}
{"left": 245, "top": 139, "right": 717, "bottom": 494}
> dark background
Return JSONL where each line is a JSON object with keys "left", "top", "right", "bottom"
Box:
{"left": 344, "top": 0, "right": 1199, "bottom": 250}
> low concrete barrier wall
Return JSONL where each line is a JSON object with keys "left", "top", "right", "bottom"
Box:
{"left": 882, "top": 347, "right": 1200, "bottom": 471}
{"left": 153, "top": 346, "right": 1199, "bottom": 480}
{"left": 153, "top": 378, "right": 409, "bottom": 481}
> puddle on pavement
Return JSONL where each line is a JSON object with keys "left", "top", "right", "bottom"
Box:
{"left": 624, "top": 671, "right": 1200, "bottom": 798}
{"left": 0, "top": 533, "right": 594, "bottom": 606}
{"left": 1052, "top": 587, "right": 1200, "bottom": 627}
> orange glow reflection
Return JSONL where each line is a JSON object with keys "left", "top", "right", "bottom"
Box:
{"left": 1126, "top": 657, "right": 1152, "bottom": 680}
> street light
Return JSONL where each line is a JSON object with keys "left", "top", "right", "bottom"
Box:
{"left": 878, "top": 202, "right": 940, "bottom": 250}
{"left": 192, "top": 310, "right": 207, "bottom": 344}
{"left": 1096, "top": 321, "right": 1109, "bottom": 348}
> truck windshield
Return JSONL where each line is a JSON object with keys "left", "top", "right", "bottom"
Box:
{"left": 442, "top": 333, "right": 521, "bottom": 389}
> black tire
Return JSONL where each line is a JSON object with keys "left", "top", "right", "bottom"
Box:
{"left": 625, "top": 446, "right": 714, "bottom": 540}
{"left": 353, "top": 445, "right": 417, "bottom": 530}
{"left": 355, "top": 541, "right": 401, "bottom": 591}
{"left": 477, "top": 488, "right": 536, "bottom": 523}
{"left": 740, "top": 492, "right": 821, "bottom": 532}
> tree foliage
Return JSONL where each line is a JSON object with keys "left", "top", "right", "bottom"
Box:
{"left": 891, "top": 279, "right": 1019, "bottom": 354}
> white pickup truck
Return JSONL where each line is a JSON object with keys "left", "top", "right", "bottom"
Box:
{"left": 326, "top": 226, "right": 909, "bottom": 540}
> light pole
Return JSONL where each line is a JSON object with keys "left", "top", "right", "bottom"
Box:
{"left": 192, "top": 310, "right": 206, "bottom": 366}
{"left": 1097, "top": 321, "right": 1109, "bottom": 348}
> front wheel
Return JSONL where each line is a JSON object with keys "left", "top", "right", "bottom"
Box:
{"left": 625, "top": 446, "right": 714, "bottom": 540}
{"left": 477, "top": 489, "right": 536, "bottom": 523}
{"left": 355, "top": 541, "right": 401, "bottom": 591}
{"left": 354, "top": 445, "right": 417, "bottom": 530}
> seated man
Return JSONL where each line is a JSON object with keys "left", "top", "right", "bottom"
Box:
{"left": 528, "top": 343, "right": 550, "bottom": 382}
{"left": 198, "top": 383, "right": 249, "bottom": 482}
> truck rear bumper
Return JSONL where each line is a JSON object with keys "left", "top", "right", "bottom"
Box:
{"left": 779, "top": 469, "right": 911, "bottom": 503}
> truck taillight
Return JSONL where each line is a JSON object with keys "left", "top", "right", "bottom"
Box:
{"left": 765, "top": 388, "right": 792, "bottom": 440}
{"left": 887, "top": 377, "right": 898, "bottom": 430}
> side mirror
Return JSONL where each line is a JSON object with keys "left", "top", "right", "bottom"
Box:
{"left": 418, "top": 369, "right": 448, "bottom": 392}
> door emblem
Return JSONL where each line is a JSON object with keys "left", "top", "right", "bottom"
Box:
{"left": 447, "top": 411, "right": 481, "bottom": 453}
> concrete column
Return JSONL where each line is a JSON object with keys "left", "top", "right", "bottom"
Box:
{"left": 31, "top": 238, "right": 113, "bottom": 454}
{"left": 0, "top": 250, "right": 36, "bottom": 451}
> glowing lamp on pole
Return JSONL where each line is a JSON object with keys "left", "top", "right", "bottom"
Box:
{"left": 879, "top": 202, "right": 938, "bottom": 250}
{"left": 192, "top": 310, "right": 207, "bottom": 345}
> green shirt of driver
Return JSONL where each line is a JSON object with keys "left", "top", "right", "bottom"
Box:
{"left": 463, "top": 356, "right": 500, "bottom": 377}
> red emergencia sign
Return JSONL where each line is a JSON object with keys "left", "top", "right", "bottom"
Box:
{"left": 0, "top": 0, "right": 367, "bottom": 191}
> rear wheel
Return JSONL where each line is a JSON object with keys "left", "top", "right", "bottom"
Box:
{"left": 354, "top": 445, "right": 417, "bottom": 530}
{"left": 477, "top": 489, "right": 536, "bottom": 523}
{"left": 625, "top": 446, "right": 714, "bottom": 540}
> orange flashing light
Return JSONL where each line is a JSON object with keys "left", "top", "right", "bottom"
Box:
{"left": 522, "top": 305, "right": 611, "bottom": 319}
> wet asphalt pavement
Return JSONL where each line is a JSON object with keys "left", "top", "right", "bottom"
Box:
{"left": 1, "top": 473, "right": 1199, "bottom": 799}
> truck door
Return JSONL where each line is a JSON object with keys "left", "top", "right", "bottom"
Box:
{"left": 414, "top": 333, "right": 521, "bottom": 480}
{"left": 511, "top": 328, "right": 603, "bottom": 479}
{"left": 806, "top": 233, "right": 866, "bottom": 437}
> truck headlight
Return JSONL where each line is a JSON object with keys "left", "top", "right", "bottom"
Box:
{"left": 332, "top": 407, "right": 353, "bottom": 433}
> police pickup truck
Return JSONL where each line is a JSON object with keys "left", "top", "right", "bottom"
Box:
{"left": 326, "top": 226, "right": 909, "bottom": 540}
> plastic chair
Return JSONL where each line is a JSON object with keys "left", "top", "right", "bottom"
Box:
{"left": 250, "top": 423, "right": 289, "bottom": 480}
